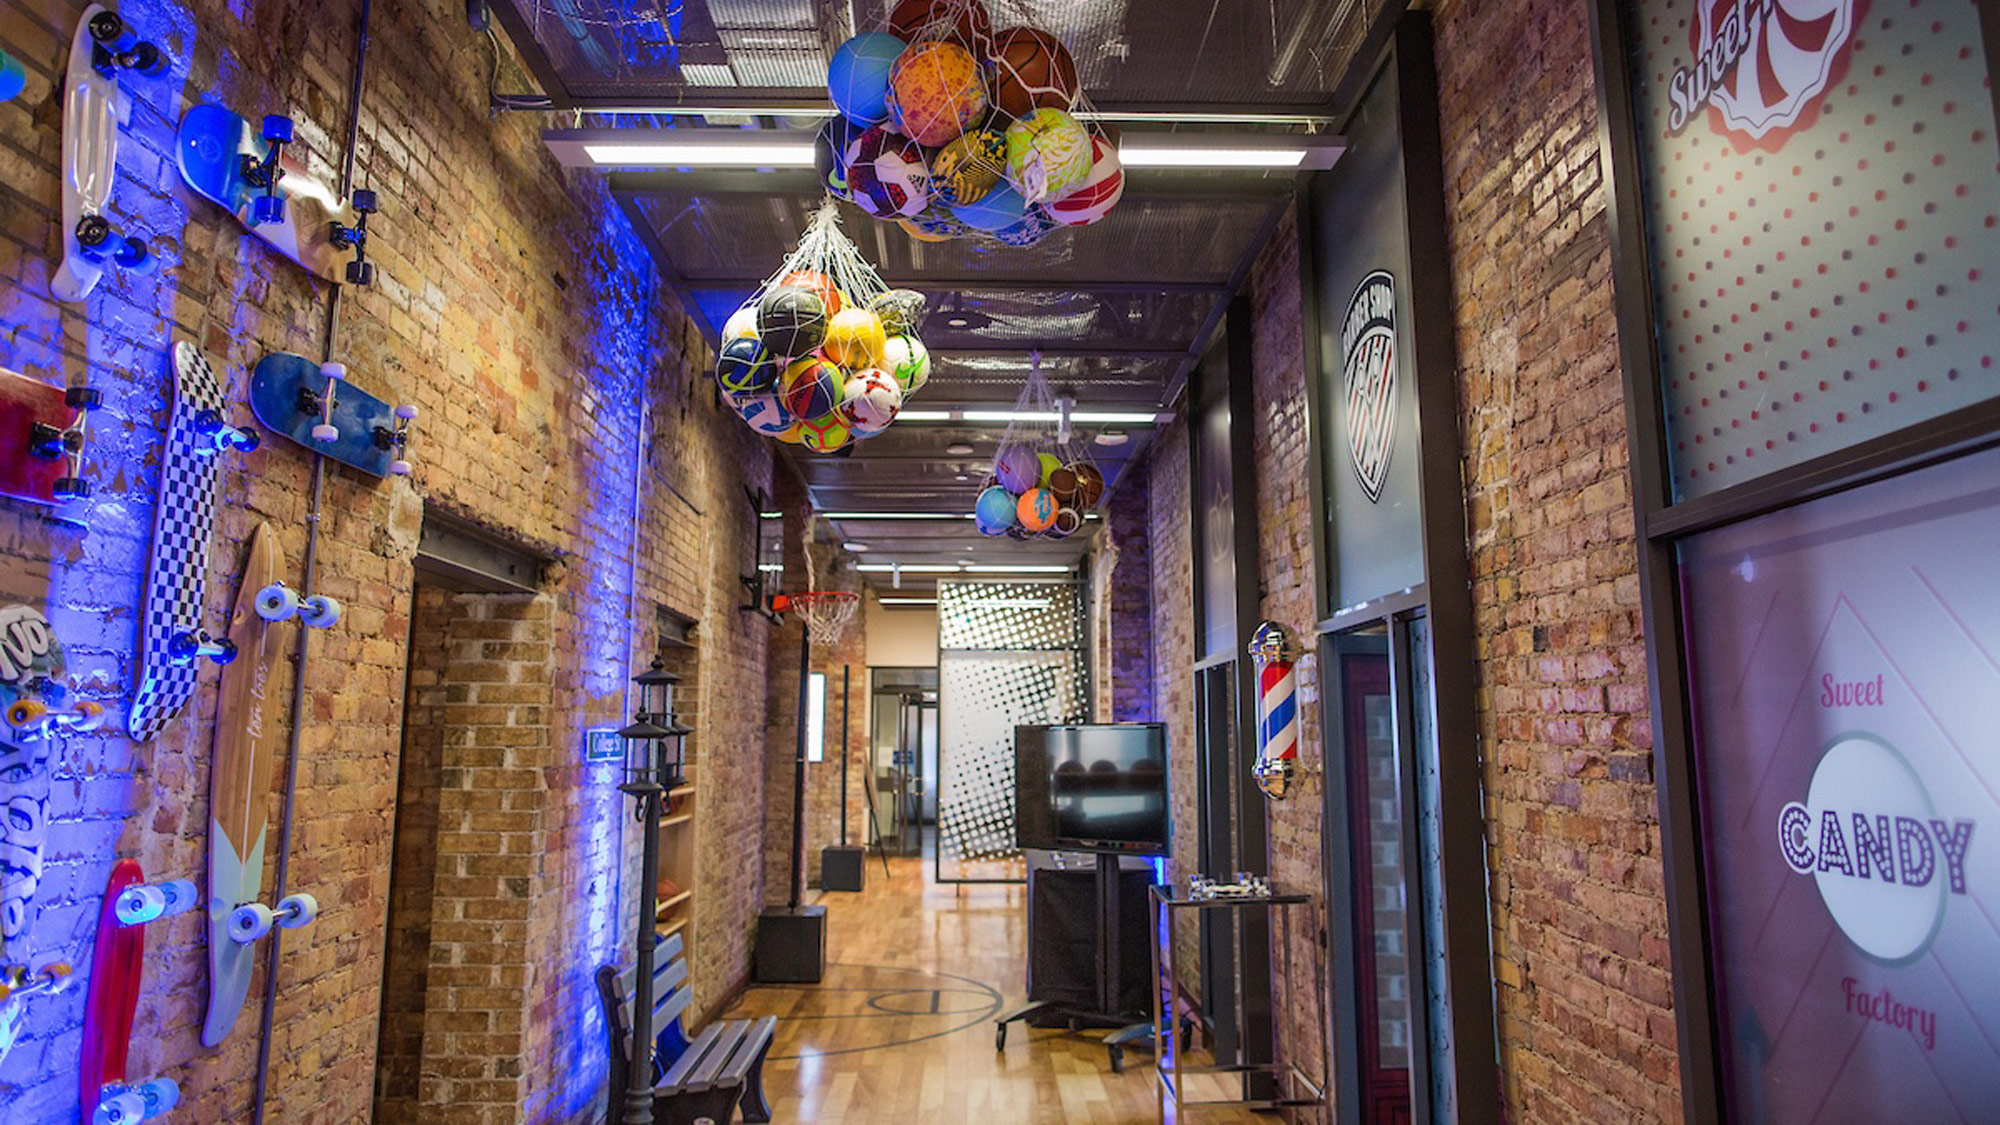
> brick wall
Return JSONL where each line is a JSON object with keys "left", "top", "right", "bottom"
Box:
{"left": 0, "top": 1, "right": 778, "bottom": 1121}
{"left": 1104, "top": 457, "right": 1156, "bottom": 724}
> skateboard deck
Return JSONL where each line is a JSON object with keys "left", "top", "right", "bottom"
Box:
{"left": 202, "top": 521, "right": 286, "bottom": 1048}
{"left": 176, "top": 103, "right": 366, "bottom": 285}
{"left": 81, "top": 859, "right": 144, "bottom": 1121}
{"left": 129, "top": 343, "right": 245, "bottom": 743}
{"left": 0, "top": 365, "right": 99, "bottom": 507}
{"left": 250, "top": 352, "right": 415, "bottom": 478}
{"left": 52, "top": 4, "right": 162, "bottom": 303}
{"left": 0, "top": 48, "right": 24, "bottom": 102}
{"left": 0, "top": 605, "right": 74, "bottom": 1065}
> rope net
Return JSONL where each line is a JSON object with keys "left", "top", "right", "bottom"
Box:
{"left": 973, "top": 354, "right": 1105, "bottom": 540}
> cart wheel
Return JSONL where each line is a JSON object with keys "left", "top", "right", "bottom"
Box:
{"left": 994, "top": 1022, "right": 1006, "bottom": 1051}
{"left": 1107, "top": 1045, "right": 1123, "bottom": 1073}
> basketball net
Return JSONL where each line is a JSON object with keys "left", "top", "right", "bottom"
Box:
{"left": 784, "top": 534, "right": 861, "bottom": 646}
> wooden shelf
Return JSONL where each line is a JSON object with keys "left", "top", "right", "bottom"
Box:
{"left": 654, "top": 890, "right": 692, "bottom": 920}
{"left": 660, "top": 812, "right": 695, "bottom": 829}
{"left": 657, "top": 916, "right": 690, "bottom": 941}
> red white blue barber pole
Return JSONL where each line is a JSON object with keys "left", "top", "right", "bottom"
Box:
{"left": 1249, "top": 620, "right": 1302, "bottom": 799}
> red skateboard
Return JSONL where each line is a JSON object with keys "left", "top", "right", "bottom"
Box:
{"left": 81, "top": 860, "right": 184, "bottom": 1123}
{"left": 0, "top": 365, "right": 101, "bottom": 507}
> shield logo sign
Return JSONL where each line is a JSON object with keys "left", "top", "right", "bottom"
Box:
{"left": 1341, "top": 271, "right": 1397, "bottom": 503}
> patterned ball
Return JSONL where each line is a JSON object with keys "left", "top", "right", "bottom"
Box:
{"left": 898, "top": 218, "right": 953, "bottom": 243}
{"left": 780, "top": 356, "right": 845, "bottom": 420}
{"left": 881, "top": 334, "right": 930, "bottom": 393}
{"left": 757, "top": 286, "right": 827, "bottom": 358}
{"left": 722, "top": 304, "right": 759, "bottom": 341}
{"left": 842, "top": 368, "right": 904, "bottom": 435}
{"left": 994, "top": 444, "right": 1039, "bottom": 493}
{"left": 951, "top": 181, "right": 1027, "bottom": 232}
{"left": 815, "top": 116, "right": 867, "bottom": 201}
{"left": 779, "top": 270, "right": 844, "bottom": 316}
{"left": 989, "top": 27, "right": 1079, "bottom": 119}
{"left": 1016, "top": 487, "right": 1057, "bottom": 533}
{"left": 868, "top": 289, "right": 928, "bottom": 336}
{"left": 715, "top": 335, "right": 779, "bottom": 395}
{"left": 889, "top": 42, "right": 987, "bottom": 147}
{"left": 929, "top": 128, "right": 1006, "bottom": 208}
{"left": 991, "top": 205, "right": 1056, "bottom": 247}
{"left": 828, "top": 32, "right": 906, "bottom": 125}
{"left": 974, "top": 486, "right": 1017, "bottom": 535}
{"left": 888, "top": 0, "right": 992, "bottom": 51}
{"left": 1005, "top": 108, "right": 1092, "bottom": 204}
{"left": 799, "top": 409, "right": 854, "bottom": 454}
{"left": 851, "top": 127, "right": 931, "bottom": 218}
{"left": 900, "top": 206, "right": 971, "bottom": 242}
{"left": 822, "top": 308, "right": 888, "bottom": 369}
{"left": 1047, "top": 133, "right": 1123, "bottom": 226}
{"left": 728, "top": 389, "right": 796, "bottom": 436}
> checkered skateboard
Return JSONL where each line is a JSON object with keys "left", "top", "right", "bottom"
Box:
{"left": 128, "top": 343, "right": 258, "bottom": 743}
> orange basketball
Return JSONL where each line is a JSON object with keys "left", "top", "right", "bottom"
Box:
{"left": 779, "top": 270, "right": 843, "bottom": 315}
{"left": 989, "top": 27, "right": 1079, "bottom": 120}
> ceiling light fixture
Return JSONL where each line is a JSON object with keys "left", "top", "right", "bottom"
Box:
{"left": 854, "top": 562, "right": 1077, "bottom": 574}
{"left": 578, "top": 140, "right": 818, "bottom": 167}
{"left": 821, "top": 511, "right": 972, "bottom": 520}
{"left": 557, "top": 106, "right": 1336, "bottom": 127}
{"left": 945, "top": 442, "right": 976, "bottom": 456}
{"left": 877, "top": 597, "right": 939, "bottom": 606}
{"left": 885, "top": 408, "right": 1166, "bottom": 425}
{"left": 844, "top": 542, "right": 869, "bottom": 552}
{"left": 548, "top": 130, "right": 1343, "bottom": 172}
{"left": 1095, "top": 430, "right": 1131, "bottom": 446}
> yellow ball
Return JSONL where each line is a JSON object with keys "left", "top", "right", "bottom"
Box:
{"left": 822, "top": 308, "right": 888, "bottom": 370}
{"left": 1038, "top": 453, "right": 1061, "bottom": 487}
{"left": 723, "top": 304, "right": 759, "bottom": 341}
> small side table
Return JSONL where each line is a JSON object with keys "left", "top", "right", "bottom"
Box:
{"left": 1149, "top": 883, "right": 1327, "bottom": 1118}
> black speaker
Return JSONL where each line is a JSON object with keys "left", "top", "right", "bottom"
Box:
{"left": 821, "top": 846, "right": 866, "bottom": 892}
{"left": 753, "top": 905, "right": 827, "bottom": 983}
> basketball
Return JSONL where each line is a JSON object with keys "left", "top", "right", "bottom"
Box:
{"left": 780, "top": 355, "right": 845, "bottom": 420}
{"left": 850, "top": 127, "right": 930, "bottom": 218}
{"left": 888, "top": 42, "right": 987, "bottom": 148}
{"left": 722, "top": 303, "right": 759, "bottom": 341}
{"left": 989, "top": 27, "right": 1079, "bottom": 120}
{"left": 1005, "top": 107, "right": 1092, "bottom": 203}
{"left": 715, "top": 334, "right": 779, "bottom": 395}
{"left": 758, "top": 285, "right": 828, "bottom": 358}
{"left": 974, "top": 485, "right": 1017, "bottom": 535}
{"left": 881, "top": 334, "right": 931, "bottom": 393}
{"left": 728, "top": 389, "right": 796, "bottom": 436}
{"left": 951, "top": 180, "right": 1027, "bottom": 232}
{"left": 815, "top": 116, "right": 867, "bottom": 201}
{"left": 779, "top": 269, "right": 844, "bottom": 316}
{"left": 1046, "top": 133, "right": 1123, "bottom": 226}
{"left": 828, "top": 32, "right": 906, "bottom": 125}
{"left": 888, "top": 0, "right": 992, "bottom": 51}
{"left": 822, "top": 307, "right": 888, "bottom": 370}
{"left": 1047, "top": 464, "right": 1079, "bottom": 505}
{"left": 841, "top": 368, "right": 904, "bottom": 435}
{"left": 928, "top": 128, "right": 1005, "bottom": 207}
{"left": 991, "top": 205, "right": 1056, "bottom": 247}
{"left": 799, "top": 410, "right": 854, "bottom": 454}
{"left": 1016, "top": 487, "right": 1057, "bottom": 532}
{"left": 1069, "top": 462, "right": 1105, "bottom": 508}
{"left": 868, "top": 289, "right": 928, "bottom": 336}
{"left": 994, "top": 444, "right": 1039, "bottom": 493}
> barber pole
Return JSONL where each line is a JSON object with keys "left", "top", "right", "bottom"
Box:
{"left": 1249, "top": 621, "right": 1302, "bottom": 799}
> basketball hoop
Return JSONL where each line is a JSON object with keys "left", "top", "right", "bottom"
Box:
{"left": 772, "top": 591, "right": 861, "bottom": 645}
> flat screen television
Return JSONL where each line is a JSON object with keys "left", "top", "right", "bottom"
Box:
{"left": 1014, "top": 723, "right": 1169, "bottom": 856}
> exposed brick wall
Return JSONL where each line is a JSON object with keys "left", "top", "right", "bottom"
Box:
{"left": 0, "top": 2, "right": 777, "bottom": 1122}
{"left": 1430, "top": 0, "right": 1679, "bottom": 1116}
{"left": 1145, "top": 421, "right": 1199, "bottom": 986}
{"left": 1105, "top": 457, "right": 1156, "bottom": 724}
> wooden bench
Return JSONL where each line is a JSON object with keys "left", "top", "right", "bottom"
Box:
{"left": 596, "top": 933, "right": 777, "bottom": 1125}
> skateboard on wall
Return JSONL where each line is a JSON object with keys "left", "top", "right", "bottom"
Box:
{"left": 175, "top": 103, "right": 379, "bottom": 286}
{"left": 249, "top": 352, "right": 416, "bottom": 478}
{"left": 202, "top": 521, "right": 326, "bottom": 1048}
{"left": 128, "top": 342, "right": 260, "bottom": 744}
{"left": 81, "top": 860, "right": 186, "bottom": 1124}
{"left": 52, "top": 4, "right": 166, "bottom": 303}
{"left": 0, "top": 364, "right": 104, "bottom": 508}
{"left": 0, "top": 605, "right": 89, "bottom": 1066}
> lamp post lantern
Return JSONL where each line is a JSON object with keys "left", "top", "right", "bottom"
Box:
{"left": 616, "top": 659, "right": 690, "bottom": 1125}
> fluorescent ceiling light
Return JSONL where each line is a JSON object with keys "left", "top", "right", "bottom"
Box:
{"left": 857, "top": 563, "right": 1075, "bottom": 574}
{"left": 757, "top": 563, "right": 784, "bottom": 572}
{"left": 895, "top": 410, "right": 953, "bottom": 422}
{"left": 957, "top": 410, "right": 1161, "bottom": 425}
{"left": 1120, "top": 147, "right": 1305, "bottom": 168}
{"left": 822, "top": 511, "right": 972, "bottom": 520}
{"left": 580, "top": 141, "right": 816, "bottom": 167}
{"left": 567, "top": 106, "right": 1335, "bottom": 127}
{"left": 857, "top": 564, "right": 962, "bottom": 573}
{"left": 964, "top": 564, "right": 1074, "bottom": 573}
{"left": 550, "top": 129, "right": 1342, "bottom": 172}
{"left": 877, "top": 597, "right": 938, "bottom": 606}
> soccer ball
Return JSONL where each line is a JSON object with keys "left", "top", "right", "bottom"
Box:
{"left": 842, "top": 368, "right": 904, "bottom": 435}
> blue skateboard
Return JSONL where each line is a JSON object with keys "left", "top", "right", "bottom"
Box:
{"left": 0, "top": 48, "right": 25, "bottom": 101}
{"left": 175, "top": 104, "right": 378, "bottom": 285}
{"left": 249, "top": 352, "right": 415, "bottom": 478}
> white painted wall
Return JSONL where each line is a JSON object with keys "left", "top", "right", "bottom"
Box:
{"left": 863, "top": 593, "right": 939, "bottom": 667}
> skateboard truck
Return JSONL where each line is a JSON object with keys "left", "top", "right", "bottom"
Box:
{"left": 328, "top": 189, "right": 378, "bottom": 285}
{"left": 304, "top": 363, "right": 346, "bottom": 442}
{"left": 0, "top": 960, "right": 74, "bottom": 1003}
{"left": 228, "top": 893, "right": 319, "bottom": 943}
{"left": 93, "top": 1078, "right": 179, "bottom": 1124}
{"left": 374, "top": 404, "right": 418, "bottom": 476}
{"left": 73, "top": 215, "right": 156, "bottom": 275}
{"left": 192, "top": 408, "right": 259, "bottom": 456}
{"left": 26, "top": 384, "right": 101, "bottom": 500}
{"left": 86, "top": 11, "right": 168, "bottom": 79}
{"left": 167, "top": 630, "right": 236, "bottom": 666}
{"left": 5, "top": 696, "right": 106, "bottom": 735}
{"left": 114, "top": 879, "right": 199, "bottom": 926}
{"left": 241, "top": 115, "right": 294, "bottom": 227}
{"left": 254, "top": 582, "right": 341, "bottom": 628}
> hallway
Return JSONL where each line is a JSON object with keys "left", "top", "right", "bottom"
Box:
{"left": 722, "top": 858, "right": 1273, "bottom": 1123}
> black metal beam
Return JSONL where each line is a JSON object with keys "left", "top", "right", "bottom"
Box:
{"left": 672, "top": 271, "right": 1233, "bottom": 293}
{"left": 606, "top": 169, "right": 1300, "bottom": 199}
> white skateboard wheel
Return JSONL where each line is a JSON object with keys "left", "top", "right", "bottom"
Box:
{"left": 310, "top": 422, "right": 340, "bottom": 443}
{"left": 388, "top": 459, "right": 412, "bottom": 476}
{"left": 320, "top": 362, "right": 347, "bottom": 381}
{"left": 299, "top": 595, "right": 341, "bottom": 629}
{"left": 139, "top": 1077, "right": 179, "bottom": 1115}
{"left": 160, "top": 879, "right": 197, "bottom": 917}
{"left": 255, "top": 583, "right": 299, "bottom": 621}
{"left": 115, "top": 885, "right": 165, "bottom": 926}
{"left": 229, "top": 902, "right": 275, "bottom": 943}
{"left": 394, "top": 404, "right": 418, "bottom": 420}
{"left": 95, "top": 1089, "right": 143, "bottom": 1125}
{"left": 277, "top": 892, "right": 319, "bottom": 928}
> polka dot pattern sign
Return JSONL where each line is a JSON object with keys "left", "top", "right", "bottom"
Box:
{"left": 1623, "top": 0, "right": 2000, "bottom": 500}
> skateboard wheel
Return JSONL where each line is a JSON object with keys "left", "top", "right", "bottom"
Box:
{"left": 88, "top": 11, "right": 135, "bottom": 50}
{"left": 116, "top": 884, "right": 167, "bottom": 926}
{"left": 229, "top": 902, "right": 275, "bottom": 943}
{"left": 346, "top": 260, "right": 376, "bottom": 286}
{"left": 160, "top": 878, "right": 198, "bottom": 916}
{"left": 232, "top": 429, "right": 261, "bottom": 453}
{"left": 299, "top": 595, "right": 341, "bottom": 629}
{"left": 214, "top": 637, "right": 238, "bottom": 664}
{"left": 262, "top": 114, "right": 294, "bottom": 143}
{"left": 250, "top": 193, "right": 287, "bottom": 226}
{"left": 114, "top": 236, "right": 157, "bottom": 273}
{"left": 394, "top": 404, "right": 419, "bottom": 420}
{"left": 320, "top": 362, "right": 348, "bottom": 381}
{"left": 353, "top": 189, "right": 379, "bottom": 213}
{"left": 66, "top": 385, "right": 103, "bottom": 410}
{"left": 53, "top": 476, "right": 91, "bottom": 500}
{"left": 255, "top": 583, "right": 300, "bottom": 622}
{"left": 65, "top": 700, "right": 106, "bottom": 731}
{"left": 4, "top": 698, "right": 47, "bottom": 730}
{"left": 76, "top": 214, "right": 112, "bottom": 249}
{"left": 278, "top": 892, "right": 320, "bottom": 928}
{"left": 388, "top": 459, "right": 412, "bottom": 476}
{"left": 310, "top": 422, "right": 340, "bottom": 443}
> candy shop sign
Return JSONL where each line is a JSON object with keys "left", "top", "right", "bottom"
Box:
{"left": 1778, "top": 733, "right": 1976, "bottom": 963}
{"left": 1666, "top": 0, "right": 1866, "bottom": 149}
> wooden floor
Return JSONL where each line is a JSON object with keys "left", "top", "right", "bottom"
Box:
{"left": 720, "top": 856, "right": 1277, "bottom": 1124}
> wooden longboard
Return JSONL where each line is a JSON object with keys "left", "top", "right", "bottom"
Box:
{"left": 202, "top": 522, "right": 286, "bottom": 1047}
{"left": 81, "top": 859, "right": 144, "bottom": 1120}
